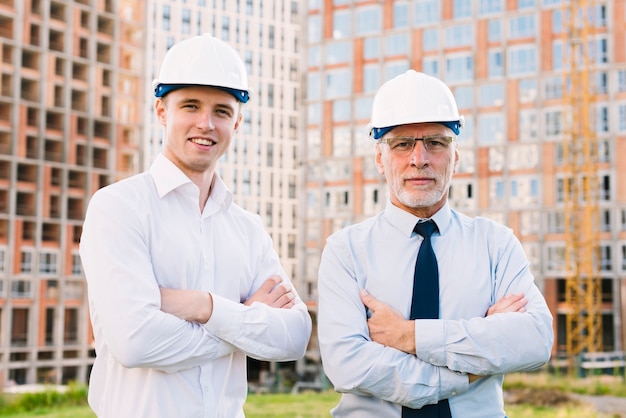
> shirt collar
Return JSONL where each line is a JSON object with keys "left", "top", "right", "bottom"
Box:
{"left": 383, "top": 200, "right": 452, "bottom": 237}
{"left": 149, "top": 153, "right": 233, "bottom": 210}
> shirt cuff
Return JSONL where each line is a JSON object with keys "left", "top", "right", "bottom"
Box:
{"left": 415, "top": 319, "right": 446, "bottom": 366}
{"left": 439, "top": 367, "right": 469, "bottom": 399}
{"left": 203, "top": 294, "right": 244, "bottom": 339}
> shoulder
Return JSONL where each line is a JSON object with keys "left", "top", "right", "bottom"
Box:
{"left": 88, "top": 172, "right": 154, "bottom": 209}
{"left": 450, "top": 209, "right": 515, "bottom": 240}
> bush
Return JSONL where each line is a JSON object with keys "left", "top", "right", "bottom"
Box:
{"left": 0, "top": 383, "right": 88, "bottom": 414}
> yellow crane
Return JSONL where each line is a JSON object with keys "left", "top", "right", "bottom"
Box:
{"left": 561, "top": 0, "right": 603, "bottom": 366}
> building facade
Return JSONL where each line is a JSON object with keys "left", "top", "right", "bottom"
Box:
{"left": 0, "top": 0, "right": 307, "bottom": 389}
{"left": 0, "top": 0, "right": 144, "bottom": 386}
{"left": 302, "top": 0, "right": 626, "bottom": 361}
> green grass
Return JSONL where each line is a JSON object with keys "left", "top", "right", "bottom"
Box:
{"left": 0, "top": 372, "right": 624, "bottom": 418}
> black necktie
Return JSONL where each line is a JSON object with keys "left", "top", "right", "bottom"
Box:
{"left": 402, "top": 220, "right": 452, "bottom": 418}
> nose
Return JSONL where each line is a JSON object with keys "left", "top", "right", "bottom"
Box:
{"left": 196, "top": 111, "right": 215, "bottom": 131}
{"left": 409, "top": 140, "right": 429, "bottom": 166}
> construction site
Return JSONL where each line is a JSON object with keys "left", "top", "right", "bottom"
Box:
{"left": 0, "top": 0, "right": 624, "bottom": 392}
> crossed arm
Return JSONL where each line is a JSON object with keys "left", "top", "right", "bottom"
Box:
{"left": 360, "top": 290, "right": 529, "bottom": 382}
{"left": 159, "top": 275, "right": 297, "bottom": 323}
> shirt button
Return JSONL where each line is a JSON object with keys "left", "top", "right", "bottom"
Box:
{"left": 451, "top": 391, "right": 457, "bottom": 396}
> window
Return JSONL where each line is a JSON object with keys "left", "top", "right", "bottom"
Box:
{"left": 508, "top": 46, "right": 537, "bottom": 75}
{"left": 519, "top": 110, "right": 538, "bottom": 141}
{"left": 509, "top": 15, "right": 535, "bottom": 39}
{"left": 454, "top": 86, "right": 473, "bottom": 109}
{"left": 20, "top": 251, "right": 33, "bottom": 273}
{"left": 393, "top": 3, "right": 409, "bottom": 28}
{"left": 162, "top": 5, "right": 171, "bottom": 31}
{"left": 332, "top": 10, "right": 351, "bottom": 39}
{"left": 479, "top": 83, "right": 504, "bottom": 107}
{"left": 181, "top": 9, "right": 191, "bottom": 34}
{"left": 552, "top": 40, "right": 565, "bottom": 71}
{"left": 618, "top": 104, "right": 626, "bottom": 132}
{"left": 414, "top": 0, "right": 439, "bottom": 25}
{"left": 446, "top": 25, "right": 472, "bottom": 48}
{"left": 385, "top": 33, "right": 409, "bottom": 56}
{"left": 489, "top": 178, "right": 505, "bottom": 203}
{"left": 453, "top": 0, "right": 472, "bottom": 18}
{"left": 422, "top": 58, "right": 439, "bottom": 77}
{"left": 332, "top": 127, "right": 351, "bottom": 157}
{"left": 518, "top": 0, "right": 536, "bottom": 8}
{"left": 618, "top": 70, "right": 626, "bottom": 92}
{"left": 600, "top": 245, "right": 612, "bottom": 271}
{"left": 385, "top": 61, "right": 409, "bottom": 80}
{"left": 600, "top": 209, "right": 611, "bottom": 232}
{"left": 364, "top": 37, "right": 380, "bottom": 59}
{"left": 72, "top": 253, "right": 82, "bottom": 276}
{"left": 545, "top": 109, "right": 563, "bottom": 136}
{"left": 509, "top": 144, "right": 539, "bottom": 169}
{"left": 307, "top": 73, "right": 320, "bottom": 100}
{"left": 307, "top": 15, "right": 321, "bottom": 43}
{"left": 0, "top": 247, "right": 5, "bottom": 273}
{"left": 520, "top": 210, "right": 540, "bottom": 235}
{"left": 596, "top": 105, "right": 608, "bottom": 133}
{"left": 445, "top": 55, "right": 473, "bottom": 82}
{"left": 488, "top": 20, "right": 501, "bottom": 42}
{"left": 332, "top": 100, "right": 350, "bottom": 122}
{"left": 11, "top": 280, "right": 32, "bottom": 298}
{"left": 355, "top": 97, "right": 372, "bottom": 119}
{"left": 479, "top": 0, "right": 503, "bottom": 15}
{"left": 488, "top": 50, "right": 503, "bottom": 77}
{"left": 308, "top": 46, "right": 320, "bottom": 67}
{"left": 590, "top": 37, "right": 608, "bottom": 64}
{"left": 363, "top": 65, "right": 380, "bottom": 93}
{"left": 423, "top": 28, "right": 439, "bottom": 51}
{"left": 326, "top": 42, "right": 352, "bottom": 65}
{"left": 326, "top": 69, "right": 351, "bottom": 99}
{"left": 544, "top": 76, "right": 563, "bottom": 100}
{"left": 547, "top": 211, "right": 565, "bottom": 233}
{"left": 39, "top": 252, "right": 57, "bottom": 275}
{"left": 594, "top": 71, "right": 608, "bottom": 94}
{"left": 478, "top": 113, "right": 504, "bottom": 144}
{"left": 356, "top": 6, "right": 381, "bottom": 35}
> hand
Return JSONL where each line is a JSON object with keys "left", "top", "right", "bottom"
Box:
{"left": 160, "top": 288, "right": 213, "bottom": 324}
{"left": 360, "top": 289, "right": 416, "bottom": 354}
{"left": 486, "top": 293, "right": 527, "bottom": 316}
{"left": 244, "top": 275, "right": 296, "bottom": 309}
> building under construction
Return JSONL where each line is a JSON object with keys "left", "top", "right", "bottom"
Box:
{"left": 0, "top": 0, "right": 625, "bottom": 390}
{"left": 301, "top": 0, "right": 626, "bottom": 371}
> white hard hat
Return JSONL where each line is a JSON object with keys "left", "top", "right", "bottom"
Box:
{"left": 369, "top": 70, "right": 463, "bottom": 139}
{"left": 153, "top": 34, "right": 249, "bottom": 103}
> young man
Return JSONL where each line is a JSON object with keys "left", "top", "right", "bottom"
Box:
{"left": 80, "top": 34, "right": 311, "bottom": 417}
{"left": 317, "top": 70, "right": 553, "bottom": 417}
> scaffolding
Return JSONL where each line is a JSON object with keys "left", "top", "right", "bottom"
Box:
{"left": 561, "top": 0, "right": 603, "bottom": 365}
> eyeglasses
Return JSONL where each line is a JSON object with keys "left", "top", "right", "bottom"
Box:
{"left": 377, "top": 135, "right": 454, "bottom": 155}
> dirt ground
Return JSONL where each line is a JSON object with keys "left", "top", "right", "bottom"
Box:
{"left": 505, "top": 388, "right": 626, "bottom": 417}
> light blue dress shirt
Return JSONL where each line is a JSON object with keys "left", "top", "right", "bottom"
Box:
{"left": 318, "top": 200, "right": 554, "bottom": 417}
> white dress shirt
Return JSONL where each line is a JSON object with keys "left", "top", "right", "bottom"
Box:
{"left": 318, "top": 200, "right": 553, "bottom": 417}
{"left": 80, "top": 154, "right": 311, "bottom": 418}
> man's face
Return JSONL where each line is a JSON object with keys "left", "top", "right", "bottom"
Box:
{"left": 375, "top": 123, "right": 459, "bottom": 218}
{"left": 156, "top": 86, "right": 242, "bottom": 179}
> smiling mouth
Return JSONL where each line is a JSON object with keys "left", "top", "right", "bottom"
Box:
{"left": 190, "top": 137, "right": 215, "bottom": 146}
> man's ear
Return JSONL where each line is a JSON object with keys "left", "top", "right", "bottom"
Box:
{"left": 374, "top": 144, "right": 385, "bottom": 176}
{"left": 155, "top": 99, "right": 167, "bottom": 125}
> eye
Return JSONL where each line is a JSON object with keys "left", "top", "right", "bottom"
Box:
{"left": 391, "top": 138, "right": 415, "bottom": 150}
{"left": 425, "top": 136, "right": 448, "bottom": 148}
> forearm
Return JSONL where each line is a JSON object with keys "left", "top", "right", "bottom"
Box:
{"left": 204, "top": 294, "right": 311, "bottom": 361}
{"left": 414, "top": 309, "right": 553, "bottom": 375}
